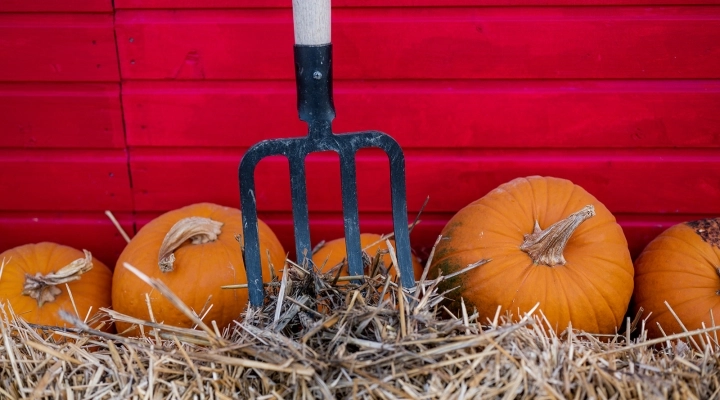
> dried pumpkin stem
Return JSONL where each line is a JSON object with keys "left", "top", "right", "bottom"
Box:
{"left": 22, "top": 250, "right": 94, "bottom": 307}
{"left": 520, "top": 205, "right": 595, "bottom": 267}
{"left": 158, "top": 217, "right": 224, "bottom": 272}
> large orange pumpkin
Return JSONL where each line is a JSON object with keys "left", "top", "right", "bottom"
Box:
{"left": 312, "top": 233, "right": 425, "bottom": 281}
{"left": 0, "top": 242, "right": 112, "bottom": 332}
{"left": 429, "top": 176, "right": 634, "bottom": 334}
{"left": 112, "top": 203, "right": 285, "bottom": 336}
{"left": 633, "top": 218, "right": 720, "bottom": 339}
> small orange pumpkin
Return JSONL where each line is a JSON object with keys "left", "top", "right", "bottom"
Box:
{"left": 312, "top": 233, "right": 425, "bottom": 281}
{"left": 633, "top": 218, "right": 720, "bottom": 339}
{"left": 112, "top": 203, "right": 285, "bottom": 336}
{"left": 0, "top": 242, "right": 112, "bottom": 333}
{"left": 429, "top": 176, "right": 634, "bottom": 334}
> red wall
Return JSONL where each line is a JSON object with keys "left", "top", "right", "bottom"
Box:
{"left": 1, "top": 0, "right": 719, "bottom": 268}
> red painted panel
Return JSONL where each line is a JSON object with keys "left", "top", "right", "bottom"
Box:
{"left": 615, "top": 216, "right": 692, "bottom": 260}
{"left": 0, "top": 83, "right": 124, "bottom": 149}
{"left": 129, "top": 148, "right": 720, "bottom": 214}
{"left": 0, "top": 0, "right": 111, "bottom": 12}
{"left": 115, "top": 8, "right": 720, "bottom": 80}
{"left": 0, "top": 14, "right": 119, "bottom": 82}
{"left": 123, "top": 80, "right": 720, "bottom": 148}
{"left": 134, "top": 211, "right": 707, "bottom": 261}
{"left": 114, "top": 0, "right": 720, "bottom": 9}
{"left": 0, "top": 212, "right": 133, "bottom": 269}
{"left": 0, "top": 150, "right": 133, "bottom": 211}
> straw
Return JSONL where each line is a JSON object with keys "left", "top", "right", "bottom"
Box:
{"left": 1, "top": 240, "right": 719, "bottom": 399}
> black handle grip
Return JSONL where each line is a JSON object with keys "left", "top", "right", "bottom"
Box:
{"left": 295, "top": 44, "right": 335, "bottom": 126}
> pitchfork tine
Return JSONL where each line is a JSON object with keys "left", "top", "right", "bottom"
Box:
{"left": 239, "top": 147, "right": 265, "bottom": 307}
{"left": 386, "top": 138, "right": 415, "bottom": 289}
{"left": 289, "top": 157, "right": 312, "bottom": 267}
{"left": 339, "top": 151, "right": 363, "bottom": 277}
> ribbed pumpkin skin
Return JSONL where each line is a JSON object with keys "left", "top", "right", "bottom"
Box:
{"left": 633, "top": 219, "right": 720, "bottom": 339}
{"left": 429, "top": 176, "right": 634, "bottom": 334}
{"left": 0, "top": 242, "right": 112, "bottom": 329}
{"left": 112, "top": 203, "right": 285, "bottom": 336}
{"left": 312, "top": 233, "right": 425, "bottom": 280}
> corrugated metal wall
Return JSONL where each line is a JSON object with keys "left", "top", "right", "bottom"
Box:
{"left": 1, "top": 0, "right": 719, "bottom": 267}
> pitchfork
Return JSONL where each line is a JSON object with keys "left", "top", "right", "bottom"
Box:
{"left": 239, "top": 0, "right": 415, "bottom": 307}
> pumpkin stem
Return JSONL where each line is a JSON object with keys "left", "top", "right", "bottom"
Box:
{"left": 21, "top": 250, "right": 94, "bottom": 307}
{"left": 158, "top": 217, "right": 224, "bottom": 272}
{"left": 520, "top": 205, "right": 595, "bottom": 267}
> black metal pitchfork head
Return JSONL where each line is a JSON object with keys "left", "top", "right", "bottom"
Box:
{"left": 239, "top": 0, "right": 416, "bottom": 307}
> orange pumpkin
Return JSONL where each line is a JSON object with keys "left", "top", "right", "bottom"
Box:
{"left": 312, "top": 233, "right": 425, "bottom": 281}
{"left": 0, "top": 242, "right": 112, "bottom": 333}
{"left": 112, "top": 203, "right": 285, "bottom": 336}
{"left": 633, "top": 218, "right": 720, "bottom": 339}
{"left": 429, "top": 176, "right": 634, "bottom": 335}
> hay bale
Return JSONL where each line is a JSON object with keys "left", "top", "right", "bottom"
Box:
{"left": 1, "top": 240, "right": 719, "bottom": 399}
